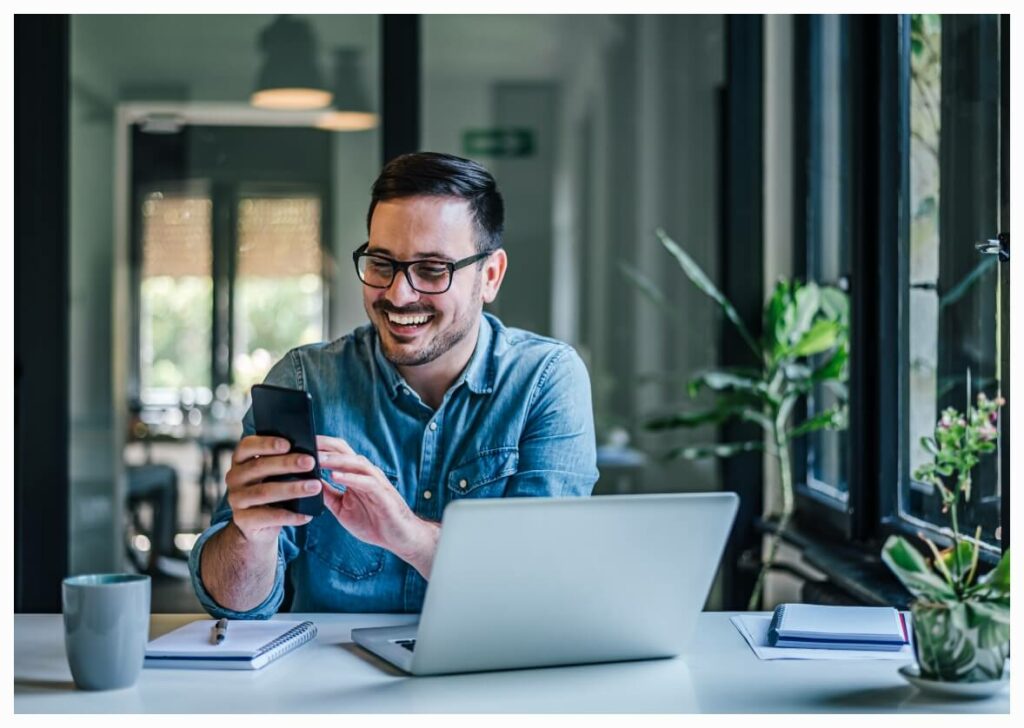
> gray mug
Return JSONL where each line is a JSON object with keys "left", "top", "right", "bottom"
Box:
{"left": 62, "top": 574, "right": 151, "bottom": 690}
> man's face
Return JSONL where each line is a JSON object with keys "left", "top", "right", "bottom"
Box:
{"left": 364, "top": 195, "right": 505, "bottom": 367}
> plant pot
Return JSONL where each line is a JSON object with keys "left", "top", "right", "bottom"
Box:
{"left": 910, "top": 600, "right": 1009, "bottom": 683}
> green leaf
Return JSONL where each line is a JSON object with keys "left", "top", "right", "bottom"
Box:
{"left": 822, "top": 379, "right": 848, "bottom": 402}
{"left": 789, "top": 282, "right": 821, "bottom": 346}
{"left": 619, "top": 262, "right": 680, "bottom": 322}
{"left": 881, "top": 535, "right": 958, "bottom": 600}
{"left": 786, "top": 407, "right": 847, "bottom": 441}
{"left": 812, "top": 346, "right": 848, "bottom": 382}
{"left": 940, "top": 540, "right": 976, "bottom": 582}
{"left": 765, "top": 280, "right": 793, "bottom": 361}
{"left": 791, "top": 319, "right": 841, "bottom": 357}
{"left": 973, "top": 549, "right": 1010, "bottom": 595}
{"left": 688, "top": 370, "right": 769, "bottom": 398}
{"left": 656, "top": 229, "right": 761, "bottom": 359}
{"left": 819, "top": 286, "right": 849, "bottom": 326}
{"left": 665, "top": 441, "right": 763, "bottom": 460}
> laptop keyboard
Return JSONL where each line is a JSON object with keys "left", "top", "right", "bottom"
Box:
{"left": 394, "top": 639, "right": 416, "bottom": 652}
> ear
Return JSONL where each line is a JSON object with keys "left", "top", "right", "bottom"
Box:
{"left": 480, "top": 249, "right": 508, "bottom": 304}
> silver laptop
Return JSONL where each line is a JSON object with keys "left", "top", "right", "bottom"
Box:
{"left": 351, "top": 492, "right": 738, "bottom": 676}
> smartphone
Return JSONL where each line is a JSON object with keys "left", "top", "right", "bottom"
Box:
{"left": 250, "top": 383, "right": 325, "bottom": 517}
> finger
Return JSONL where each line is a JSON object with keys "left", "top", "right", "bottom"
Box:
{"left": 233, "top": 452, "right": 317, "bottom": 487}
{"left": 329, "top": 471, "right": 381, "bottom": 492}
{"left": 233, "top": 435, "right": 291, "bottom": 464}
{"left": 316, "top": 435, "right": 356, "bottom": 455}
{"left": 234, "top": 506, "right": 315, "bottom": 530}
{"left": 231, "top": 479, "right": 322, "bottom": 510}
{"left": 319, "top": 452, "right": 376, "bottom": 473}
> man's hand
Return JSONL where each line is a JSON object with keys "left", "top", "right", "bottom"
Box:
{"left": 225, "top": 435, "right": 323, "bottom": 545}
{"left": 316, "top": 435, "right": 440, "bottom": 579}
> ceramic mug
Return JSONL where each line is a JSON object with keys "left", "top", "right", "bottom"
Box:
{"left": 62, "top": 573, "right": 151, "bottom": 690}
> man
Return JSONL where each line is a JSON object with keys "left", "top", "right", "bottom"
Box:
{"left": 189, "top": 152, "right": 599, "bottom": 617}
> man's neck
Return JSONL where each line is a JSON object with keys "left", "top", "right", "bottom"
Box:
{"left": 397, "top": 318, "right": 481, "bottom": 410}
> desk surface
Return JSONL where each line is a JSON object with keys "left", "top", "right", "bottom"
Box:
{"left": 14, "top": 612, "right": 1009, "bottom": 713}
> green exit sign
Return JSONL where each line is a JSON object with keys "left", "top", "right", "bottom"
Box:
{"left": 462, "top": 128, "right": 535, "bottom": 158}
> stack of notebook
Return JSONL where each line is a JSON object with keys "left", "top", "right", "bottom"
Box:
{"left": 767, "top": 604, "right": 910, "bottom": 651}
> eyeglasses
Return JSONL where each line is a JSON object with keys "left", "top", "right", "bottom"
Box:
{"left": 352, "top": 242, "right": 495, "bottom": 294}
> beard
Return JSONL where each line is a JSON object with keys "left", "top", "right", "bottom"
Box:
{"left": 374, "top": 277, "right": 482, "bottom": 367}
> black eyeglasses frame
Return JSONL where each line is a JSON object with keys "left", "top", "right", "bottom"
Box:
{"left": 351, "top": 242, "right": 495, "bottom": 294}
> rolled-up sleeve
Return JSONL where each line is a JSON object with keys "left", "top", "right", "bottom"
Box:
{"left": 503, "top": 346, "right": 599, "bottom": 498}
{"left": 188, "top": 350, "right": 304, "bottom": 619}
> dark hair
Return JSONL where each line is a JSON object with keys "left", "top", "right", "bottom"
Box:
{"left": 367, "top": 152, "right": 504, "bottom": 254}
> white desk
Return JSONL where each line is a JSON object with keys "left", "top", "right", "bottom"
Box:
{"left": 14, "top": 612, "right": 1008, "bottom": 713}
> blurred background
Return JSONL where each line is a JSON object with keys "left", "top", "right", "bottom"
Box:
{"left": 15, "top": 14, "right": 1008, "bottom": 615}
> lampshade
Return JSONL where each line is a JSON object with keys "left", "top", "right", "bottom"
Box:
{"left": 315, "top": 47, "right": 378, "bottom": 132}
{"left": 251, "top": 15, "right": 332, "bottom": 110}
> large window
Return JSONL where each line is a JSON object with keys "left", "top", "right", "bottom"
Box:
{"left": 901, "top": 14, "right": 1005, "bottom": 552}
{"left": 792, "top": 14, "right": 1007, "bottom": 562}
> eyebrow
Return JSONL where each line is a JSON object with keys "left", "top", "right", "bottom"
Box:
{"left": 366, "top": 246, "right": 456, "bottom": 262}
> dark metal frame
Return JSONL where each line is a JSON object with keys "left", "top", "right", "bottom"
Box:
{"left": 15, "top": 14, "right": 71, "bottom": 612}
{"left": 382, "top": 15, "right": 421, "bottom": 162}
{"left": 719, "top": 15, "right": 765, "bottom": 610}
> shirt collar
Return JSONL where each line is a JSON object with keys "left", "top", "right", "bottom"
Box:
{"left": 371, "top": 313, "right": 496, "bottom": 400}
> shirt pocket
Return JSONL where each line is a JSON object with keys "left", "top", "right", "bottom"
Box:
{"left": 305, "top": 512, "right": 387, "bottom": 581}
{"left": 447, "top": 447, "right": 519, "bottom": 499}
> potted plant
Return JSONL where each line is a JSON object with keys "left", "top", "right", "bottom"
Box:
{"left": 882, "top": 391, "right": 1009, "bottom": 684}
{"left": 624, "top": 229, "right": 849, "bottom": 610}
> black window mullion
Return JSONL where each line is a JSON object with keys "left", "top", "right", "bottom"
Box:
{"left": 998, "top": 13, "right": 1009, "bottom": 554}
{"left": 211, "top": 182, "right": 234, "bottom": 393}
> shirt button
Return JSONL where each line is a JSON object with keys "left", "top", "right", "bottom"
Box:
{"left": 402, "top": 387, "right": 410, "bottom": 395}
{"left": 459, "top": 479, "right": 468, "bottom": 489}
{"left": 429, "top": 422, "right": 437, "bottom": 431}
{"left": 424, "top": 490, "right": 432, "bottom": 500}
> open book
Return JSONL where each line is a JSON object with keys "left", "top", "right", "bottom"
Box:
{"left": 145, "top": 619, "right": 318, "bottom": 670}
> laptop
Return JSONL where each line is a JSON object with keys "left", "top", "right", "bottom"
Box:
{"left": 351, "top": 492, "right": 738, "bottom": 675}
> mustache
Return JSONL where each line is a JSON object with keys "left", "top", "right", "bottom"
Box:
{"left": 374, "top": 301, "right": 436, "bottom": 315}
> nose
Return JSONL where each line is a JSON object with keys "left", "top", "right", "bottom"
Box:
{"left": 383, "top": 269, "right": 421, "bottom": 307}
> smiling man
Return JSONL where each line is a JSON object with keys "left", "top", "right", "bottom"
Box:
{"left": 189, "top": 152, "right": 599, "bottom": 616}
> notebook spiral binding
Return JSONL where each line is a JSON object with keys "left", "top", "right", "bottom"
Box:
{"left": 767, "top": 605, "right": 787, "bottom": 645}
{"left": 254, "top": 621, "right": 318, "bottom": 661}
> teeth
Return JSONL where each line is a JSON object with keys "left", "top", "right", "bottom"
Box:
{"left": 387, "top": 312, "right": 432, "bottom": 326}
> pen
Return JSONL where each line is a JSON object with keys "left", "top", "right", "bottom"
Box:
{"left": 212, "top": 618, "right": 229, "bottom": 645}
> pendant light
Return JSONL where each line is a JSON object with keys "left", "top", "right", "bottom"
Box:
{"left": 251, "top": 15, "right": 332, "bottom": 110}
{"left": 315, "top": 48, "right": 378, "bottom": 131}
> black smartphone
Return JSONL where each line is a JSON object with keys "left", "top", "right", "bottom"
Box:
{"left": 250, "top": 383, "right": 325, "bottom": 517}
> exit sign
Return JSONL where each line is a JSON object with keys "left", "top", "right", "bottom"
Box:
{"left": 462, "top": 128, "right": 535, "bottom": 158}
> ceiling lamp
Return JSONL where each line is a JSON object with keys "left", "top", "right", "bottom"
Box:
{"left": 315, "top": 48, "right": 378, "bottom": 132}
{"left": 251, "top": 15, "right": 332, "bottom": 110}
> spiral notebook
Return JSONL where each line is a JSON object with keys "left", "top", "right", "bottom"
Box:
{"left": 145, "top": 619, "right": 318, "bottom": 670}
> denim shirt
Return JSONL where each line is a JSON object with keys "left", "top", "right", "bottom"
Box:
{"left": 189, "top": 313, "right": 599, "bottom": 618}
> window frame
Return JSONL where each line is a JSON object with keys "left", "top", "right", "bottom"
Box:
{"left": 790, "top": 14, "right": 1009, "bottom": 570}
